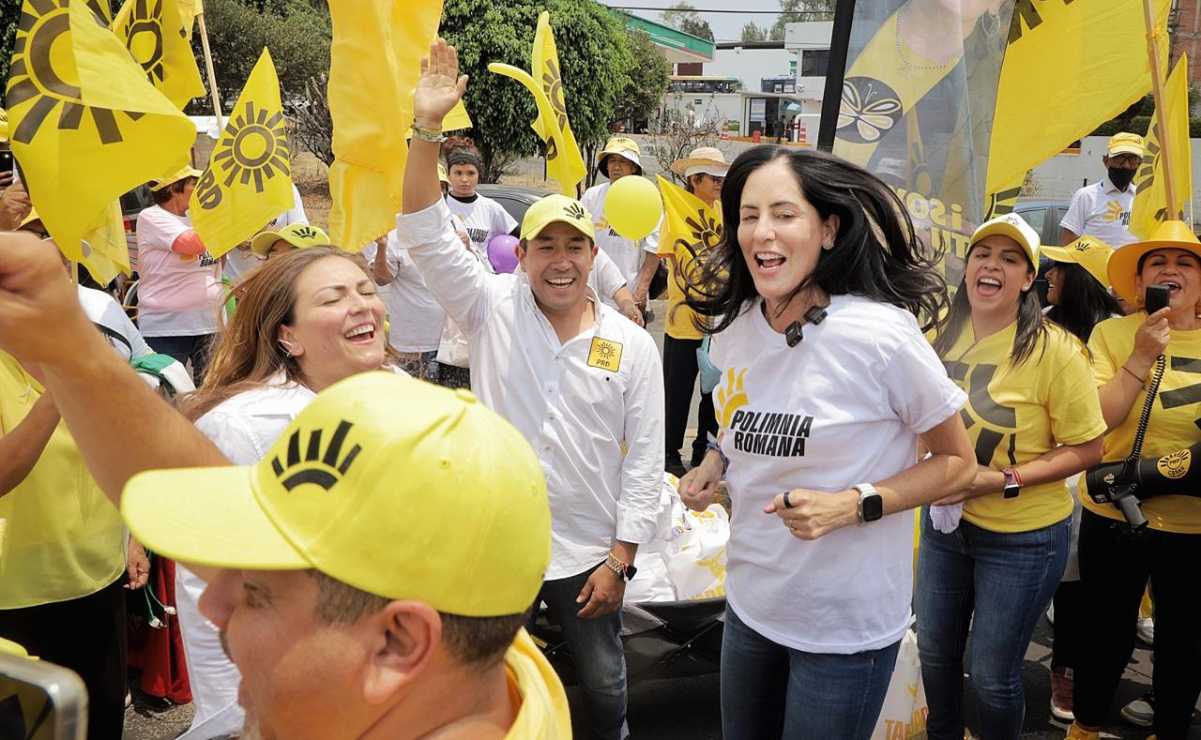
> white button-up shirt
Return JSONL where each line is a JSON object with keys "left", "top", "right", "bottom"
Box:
{"left": 1060, "top": 176, "right": 1136, "bottom": 247}
{"left": 398, "top": 199, "right": 666, "bottom": 580}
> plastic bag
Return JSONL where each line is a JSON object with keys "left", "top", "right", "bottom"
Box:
{"left": 870, "top": 629, "right": 928, "bottom": 740}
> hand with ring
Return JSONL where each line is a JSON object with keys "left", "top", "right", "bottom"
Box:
{"left": 764, "top": 488, "right": 860, "bottom": 540}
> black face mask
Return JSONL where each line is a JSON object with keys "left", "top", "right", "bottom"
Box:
{"left": 1108, "top": 166, "right": 1136, "bottom": 191}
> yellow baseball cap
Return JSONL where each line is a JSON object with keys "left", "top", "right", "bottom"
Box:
{"left": 520, "top": 194, "right": 596, "bottom": 241}
{"left": 149, "top": 165, "right": 203, "bottom": 192}
{"left": 1108, "top": 132, "right": 1145, "bottom": 158}
{"left": 120, "top": 372, "right": 551, "bottom": 617}
{"left": 1107, "top": 220, "right": 1201, "bottom": 305}
{"left": 250, "top": 223, "right": 331, "bottom": 256}
{"left": 969, "top": 213, "right": 1041, "bottom": 266}
{"left": 1041, "top": 235, "right": 1115, "bottom": 289}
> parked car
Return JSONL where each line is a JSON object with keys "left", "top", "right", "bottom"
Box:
{"left": 476, "top": 183, "right": 545, "bottom": 224}
{"left": 1013, "top": 200, "right": 1069, "bottom": 306}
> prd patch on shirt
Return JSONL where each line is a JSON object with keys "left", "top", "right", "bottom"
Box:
{"left": 587, "top": 337, "right": 623, "bottom": 372}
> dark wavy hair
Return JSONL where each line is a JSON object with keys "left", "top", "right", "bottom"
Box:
{"left": 684, "top": 146, "right": 949, "bottom": 334}
{"left": 932, "top": 243, "right": 1047, "bottom": 366}
{"left": 1045, "top": 262, "right": 1121, "bottom": 344}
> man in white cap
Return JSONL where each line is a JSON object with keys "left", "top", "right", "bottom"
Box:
{"left": 398, "top": 40, "right": 665, "bottom": 740}
{"left": 136, "top": 165, "right": 222, "bottom": 382}
{"left": 659, "top": 146, "right": 728, "bottom": 476}
{"left": 581, "top": 136, "right": 662, "bottom": 316}
{"left": 1060, "top": 132, "right": 1144, "bottom": 248}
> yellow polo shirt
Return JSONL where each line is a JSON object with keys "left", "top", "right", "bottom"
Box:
{"left": 0, "top": 352, "right": 125, "bottom": 609}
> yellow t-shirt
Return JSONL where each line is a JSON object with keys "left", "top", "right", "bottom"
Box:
{"left": 503, "top": 629, "right": 572, "bottom": 739}
{"left": 941, "top": 322, "right": 1106, "bottom": 532}
{"left": 1084, "top": 314, "right": 1201, "bottom": 533}
{"left": 0, "top": 352, "right": 125, "bottom": 609}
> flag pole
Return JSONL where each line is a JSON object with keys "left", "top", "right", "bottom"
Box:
{"left": 197, "top": 10, "right": 224, "bottom": 132}
{"left": 1144, "top": 0, "right": 1179, "bottom": 215}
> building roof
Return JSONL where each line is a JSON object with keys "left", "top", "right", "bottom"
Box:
{"left": 617, "top": 10, "right": 715, "bottom": 63}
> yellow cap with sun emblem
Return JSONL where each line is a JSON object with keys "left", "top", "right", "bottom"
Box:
{"left": 120, "top": 372, "right": 551, "bottom": 617}
{"left": 250, "top": 223, "right": 331, "bottom": 256}
{"left": 520, "top": 194, "right": 596, "bottom": 242}
{"left": 1041, "top": 235, "right": 1115, "bottom": 289}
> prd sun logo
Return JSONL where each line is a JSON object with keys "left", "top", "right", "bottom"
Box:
{"left": 195, "top": 101, "right": 290, "bottom": 210}
{"left": 6, "top": 0, "right": 141, "bottom": 146}
{"left": 715, "top": 368, "right": 749, "bottom": 430}
{"left": 119, "top": 0, "right": 168, "bottom": 86}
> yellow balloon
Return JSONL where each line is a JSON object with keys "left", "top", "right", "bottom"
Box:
{"left": 604, "top": 176, "right": 663, "bottom": 241}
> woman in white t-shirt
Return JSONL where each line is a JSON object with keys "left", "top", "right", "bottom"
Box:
{"left": 678, "top": 146, "right": 976, "bottom": 739}
{"left": 171, "top": 247, "right": 396, "bottom": 739}
{"left": 136, "top": 167, "right": 223, "bottom": 383}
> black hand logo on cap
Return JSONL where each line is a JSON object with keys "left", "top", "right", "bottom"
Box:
{"left": 271, "top": 421, "right": 362, "bottom": 492}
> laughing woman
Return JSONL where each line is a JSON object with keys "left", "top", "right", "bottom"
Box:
{"left": 922, "top": 215, "right": 1106, "bottom": 740}
{"left": 679, "top": 145, "right": 976, "bottom": 739}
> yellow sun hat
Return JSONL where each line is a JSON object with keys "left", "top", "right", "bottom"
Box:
{"left": 121, "top": 372, "right": 551, "bottom": 617}
{"left": 969, "top": 213, "right": 1041, "bottom": 267}
{"left": 250, "top": 223, "right": 331, "bottom": 256}
{"left": 596, "top": 136, "right": 642, "bottom": 177}
{"left": 520, "top": 194, "right": 595, "bottom": 242}
{"left": 1041, "top": 235, "right": 1115, "bottom": 289}
{"left": 1107, "top": 220, "right": 1201, "bottom": 305}
{"left": 148, "top": 165, "right": 203, "bottom": 192}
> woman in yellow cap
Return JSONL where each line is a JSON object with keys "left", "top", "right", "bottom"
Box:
{"left": 1070, "top": 221, "right": 1201, "bottom": 740}
{"left": 1037, "top": 235, "right": 1122, "bottom": 723}
{"left": 923, "top": 215, "right": 1106, "bottom": 740}
{"left": 170, "top": 246, "right": 395, "bottom": 739}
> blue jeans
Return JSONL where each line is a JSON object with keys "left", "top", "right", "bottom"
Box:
{"left": 534, "top": 566, "right": 628, "bottom": 740}
{"left": 720, "top": 606, "right": 901, "bottom": 739}
{"left": 915, "top": 512, "right": 1069, "bottom": 740}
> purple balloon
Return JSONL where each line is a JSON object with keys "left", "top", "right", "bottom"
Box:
{"left": 487, "top": 234, "right": 521, "bottom": 274}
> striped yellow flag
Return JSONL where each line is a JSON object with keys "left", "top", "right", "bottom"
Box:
{"left": 656, "top": 176, "right": 722, "bottom": 339}
{"left": 113, "top": 0, "right": 206, "bottom": 109}
{"left": 189, "top": 48, "right": 293, "bottom": 258}
{"left": 987, "top": 0, "right": 1170, "bottom": 197}
{"left": 5, "top": 0, "right": 195, "bottom": 265}
{"left": 1132, "top": 56, "right": 1192, "bottom": 239}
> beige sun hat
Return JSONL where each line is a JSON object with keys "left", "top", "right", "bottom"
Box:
{"left": 671, "top": 146, "right": 730, "bottom": 179}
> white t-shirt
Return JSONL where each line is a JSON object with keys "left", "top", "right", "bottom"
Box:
{"left": 361, "top": 232, "right": 446, "bottom": 353}
{"left": 135, "top": 205, "right": 223, "bottom": 337}
{"left": 222, "top": 247, "right": 263, "bottom": 283}
{"left": 589, "top": 249, "right": 627, "bottom": 306}
{"left": 709, "top": 295, "right": 965, "bottom": 654}
{"left": 78, "top": 285, "right": 153, "bottom": 361}
{"left": 581, "top": 181, "right": 660, "bottom": 288}
{"left": 1060, "top": 176, "right": 1136, "bottom": 247}
{"left": 271, "top": 184, "right": 308, "bottom": 229}
{"left": 445, "top": 193, "right": 517, "bottom": 266}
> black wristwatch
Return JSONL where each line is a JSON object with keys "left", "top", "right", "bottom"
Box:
{"left": 605, "top": 553, "right": 637, "bottom": 581}
{"left": 854, "top": 483, "right": 884, "bottom": 523}
{"left": 1002, "top": 468, "right": 1022, "bottom": 499}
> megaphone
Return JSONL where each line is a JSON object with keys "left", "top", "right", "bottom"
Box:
{"left": 1084, "top": 442, "right": 1201, "bottom": 530}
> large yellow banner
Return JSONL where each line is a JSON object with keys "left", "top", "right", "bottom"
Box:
{"left": 113, "top": 0, "right": 207, "bottom": 109}
{"left": 1131, "top": 55, "right": 1192, "bottom": 240}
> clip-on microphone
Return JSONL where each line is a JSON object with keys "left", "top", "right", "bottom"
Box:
{"left": 785, "top": 305, "right": 829, "bottom": 348}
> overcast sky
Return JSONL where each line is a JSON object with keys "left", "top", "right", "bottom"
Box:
{"left": 598, "top": 0, "right": 784, "bottom": 42}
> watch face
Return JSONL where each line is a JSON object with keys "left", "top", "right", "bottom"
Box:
{"left": 863, "top": 494, "right": 884, "bottom": 522}
{"left": 625, "top": 565, "right": 638, "bottom": 581}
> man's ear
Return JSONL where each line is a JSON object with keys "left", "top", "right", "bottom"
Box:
{"left": 360, "top": 601, "right": 442, "bottom": 705}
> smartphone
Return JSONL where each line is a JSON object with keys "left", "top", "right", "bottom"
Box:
{"left": 1145, "top": 284, "right": 1170, "bottom": 315}
{"left": 0, "top": 653, "right": 87, "bottom": 740}
{"left": 0, "top": 150, "right": 13, "bottom": 174}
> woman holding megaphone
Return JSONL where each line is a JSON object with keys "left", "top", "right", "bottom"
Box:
{"left": 1070, "top": 221, "right": 1201, "bottom": 740}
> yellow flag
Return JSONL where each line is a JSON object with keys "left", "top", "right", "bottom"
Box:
{"left": 113, "top": 0, "right": 206, "bottom": 109}
{"left": 1132, "top": 56, "right": 1193, "bottom": 240}
{"left": 328, "top": 0, "right": 462, "bottom": 251}
{"left": 79, "top": 200, "right": 132, "bottom": 284}
{"left": 987, "top": 0, "right": 1170, "bottom": 197}
{"left": 6, "top": 0, "right": 195, "bottom": 264}
{"left": 190, "top": 48, "right": 293, "bottom": 258}
{"left": 656, "top": 176, "right": 722, "bottom": 339}
{"left": 530, "top": 11, "right": 585, "bottom": 195}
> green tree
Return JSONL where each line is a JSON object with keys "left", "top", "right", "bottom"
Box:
{"left": 614, "top": 31, "right": 670, "bottom": 130}
{"left": 0, "top": 2, "right": 18, "bottom": 85}
{"left": 741, "top": 22, "right": 768, "bottom": 42}
{"left": 441, "top": 0, "right": 637, "bottom": 183}
{"left": 661, "top": 2, "right": 714, "bottom": 42}
{"left": 770, "top": 0, "right": 834, "bottom": 41}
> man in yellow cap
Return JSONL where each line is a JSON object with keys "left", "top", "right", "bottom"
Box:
{"left": 0, "top": 230, "right": 572, "bottom": 739}
{"left": 399, "top": 40, "right": 665, "bottom": 740}
{"left": 137, "top": 164, "right": 222, "bottom": 383}
{"left": 1060, "top": 132, "right": 1144, "bottom": 248}
{"left": 581, "top": 135, "right": 662, "bottom": 317}
{"left": 250, "top": 222, "right": 332, "bottom": 260}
